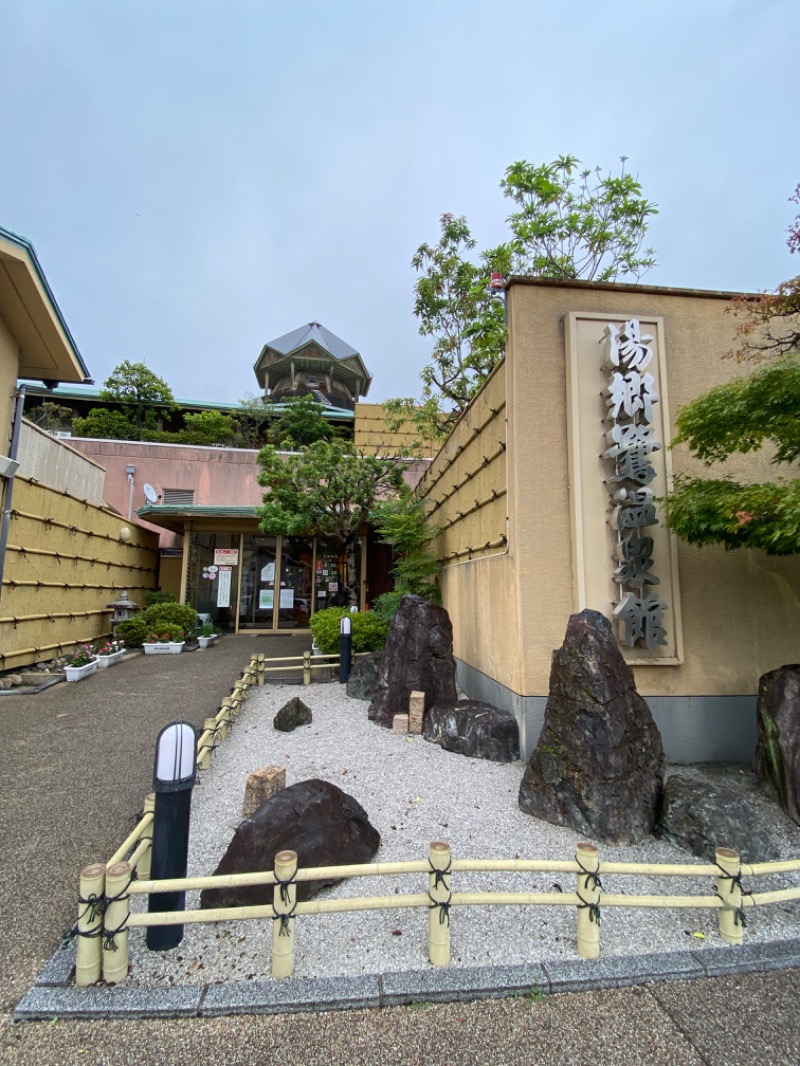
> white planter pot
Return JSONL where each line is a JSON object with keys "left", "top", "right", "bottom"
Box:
{"left": 197, "top": 635, "right": 217, "bottom": 649}
{"left": 64, "top": 659, "right": 98, "bottom": 682}
{"left": 96, "top": 650, "right": 125, "bottom": 668}
{"left": 143, "top": 642, "right": 185, "bottom": 655}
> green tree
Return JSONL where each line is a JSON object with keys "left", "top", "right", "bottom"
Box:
{"left": 27, "top": 401, "right": 73, "bottom": 434}
{"left": 268, "top": 394, "right": 335, "bottom": 448}
{"left": 173, "top": 409, "right": 238, "bottom": 447}
{"left": 233, "top": 393, "right": 273, "bottom": 449}
{"left": 663, "top": 185, "right": 800, "bottom": 555}
{"left": 73, "top": 361, "right": 177, "bottom": 441}
{"left": 370, "top": 493, "right": 442, "bottom": 602}
{"left": 501, "top": 155, "right": 657, "bottom": 281}
{"left": 393, "top": 155, "right": 657, "bottom": 442}
{"left": 257, "top": 439, "right": 405, "bottom": 602}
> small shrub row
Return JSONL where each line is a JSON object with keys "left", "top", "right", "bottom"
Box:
{"left": 309, "top": 607, "right": 389, "bottom": 654}
{"left": 117, "top": 601, "right": 198, "bottom": 647}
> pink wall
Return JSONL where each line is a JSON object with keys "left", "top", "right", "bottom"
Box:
{"left": 68, "top": 439, "right": 263, "bottom": 548}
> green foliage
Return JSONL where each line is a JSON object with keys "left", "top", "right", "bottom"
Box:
{"left": 501, "top": 155, "right": 657, "bottom": 282}
{"left": 310, "top": 607, "right": 389, "bottom": 654}
{"left": 257, "top": 439, "right": 405, "bottom": 545}
{"left": 233, "top": 393, "right": 273, "bottom": 449}
{"left": 174, "top": 409, "right": 238, "bottom": 446}
{"left": 268, "top": 395, "right": 334, "bottom": 448}
{"left": 664, "top": 184, "right": 800, "bottom": 556}
{"left": 116, "top": 615, "right": 149, "bottom": 647}
{"left": 98, "top": 361, "right": 177, "bottom": 441}
{"left": 370, "top": 494, "right": 441, "bottom": 600}
{"left": 143, "top": 590, "right": 177, "bottom": 607}
{"left": 28, "top": 402, "right": 73, "bottom": 434}
{"left": 72, "top": 407, "right": 139, "bottom": 440}
{"left": 145, "top": 623, "right": 185, "bottom": 643}
{"left": 371, "top": 591, "right": 403, "bottom": 621}
{"left": 198, "top": 621, "right": 222, "bottom": 637}
{"left": 140, "top": 601, "right": 198, "bottom": 633}
{"left": 394, "top": 155, "right": 656, "bottom": 442}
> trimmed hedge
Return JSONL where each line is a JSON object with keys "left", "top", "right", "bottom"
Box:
{"left": 309, "top": 607, "right": 388, "bottom": 654}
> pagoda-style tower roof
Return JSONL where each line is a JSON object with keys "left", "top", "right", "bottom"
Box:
{"left": 253, "top": 322, "right": 372, "bottom": 409}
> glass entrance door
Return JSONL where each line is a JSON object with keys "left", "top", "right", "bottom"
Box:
{"left": 277, "top": 537, "right": 313, "bottom": 629}
{"left": 238, "top": 535, "right": 278, "bottom": 630}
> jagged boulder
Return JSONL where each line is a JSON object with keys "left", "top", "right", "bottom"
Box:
{"left": 424, "top": 700, "right": 520, "bottom": 763}
{"left": 755, "top": 665, "right": 800, "bottom": 824}
{"left": 368, "top": 595, "right": 457, "bottom": 729}
{"left": 346, "top": 651, "right": 383, "bottom": 701}
{"left": 657, "top": 774, "right": 780, "bottom": 862}
{"left": 273, "top": 696, "right": 312, "bottom": 732}
{"left": 518, "top": 609, "right": 664, "bottom": 844}
{"left": 200, "top": 779, "right": 380, "bottom": 909}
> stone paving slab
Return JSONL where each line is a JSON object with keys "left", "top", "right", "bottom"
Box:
{"left": 542, "top": 950, "right": 706, "bottom": 993}
{"left": 201, "top": 974, "right": 381, "bottom": 1015}
{"left": 380, "top": 963, "right": 547, "bottom": 1005}
{"left": 15, "top": 984, "right": 203, "bottom": 1020}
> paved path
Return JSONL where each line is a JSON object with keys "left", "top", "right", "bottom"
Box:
{"left": 1, "top": 637, "right": 799, "bottom": 1065}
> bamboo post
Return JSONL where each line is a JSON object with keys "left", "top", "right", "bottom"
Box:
{"left": 258, "top": 652, "right": 265, "bottom": 685}
{"left": 303, "top": 651, "right": 311, "bottom": 685}
{"left": 576, "top": 842, "right": 601, "bottom": 959}
{"left": 217, "top": 704, "right": 230, "bottom": 742}
{"left": 102, "top": 861, "right": 131, "bottom": 984}
{"left": 272, "top": 850, "right": 298, "bottom": 978}
{"left": 716, "top": 846, "right": 744, "bottom": 946}
{"left": 427, "top": 841, "right": 452, "bottom": 966}
{"left": 75, "top": 863, "right": 105, "bottom": 987}
{"left": 138, "top": 793, "right": 155, "bottom": 880}
{"left": 198, "top": 717, "right": 217, "bottom": 770}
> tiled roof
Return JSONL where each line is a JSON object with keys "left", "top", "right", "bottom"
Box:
{"left": 264, "top": 322, "right": 359, "bottom": 361}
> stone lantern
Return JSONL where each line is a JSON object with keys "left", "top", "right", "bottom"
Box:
{"left": 107, "top": 590, "right": 139, "bottom": 637}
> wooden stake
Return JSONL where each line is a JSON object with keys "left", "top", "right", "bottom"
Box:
{"left": 197, "top": 717, "right": 218, "bottom": 770}
{"left": 138, "top": 794, "right": 155, "bottom": 880}
{"left": 716, "top": 846, "right": 744, "bottom": 946}
{"left": 272, "top": 850, "right": 298, "bottom": 978}
{"left": 303, "top": 651, "right": 311, "bottom": 685}
{"left": 427, "top": 841, "right": 452, "bottom": 966}
{"left": 102, "top": 861, "right": 131, "bottom": 984}
{"left": 257, "top": 652, "right": 266, "bottom": 685}
{"left": 576, "top": 842, "right": 601, "bottom": 959}
{"left": 76, "top": 863, "right": 105, "bottom": 987}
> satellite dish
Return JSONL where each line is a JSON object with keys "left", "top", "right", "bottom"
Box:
{"left": 143, "top": 483, "right": 159, "bottom": 504}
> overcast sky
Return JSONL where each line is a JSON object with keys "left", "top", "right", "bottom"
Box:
{"left": 1, "top": 1, "right": 797, "bottom": 406}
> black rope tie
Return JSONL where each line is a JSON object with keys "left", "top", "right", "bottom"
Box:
{"left": 77, "top": 893, "right": 107, "bottom": 926}
{"left": 715, "top": 862, "right": 750, "bottom": 927}
{"left": 103, "top": 918, "right": 129, "bottom": 951}
{"left": 576, "top": 855, "right": 602, "bottom": 925}
{"left": 272, "top": 871, "right": 297, "bottom": 935}
{"left": 428, "top": 858, "right": 452, "bottom": 926}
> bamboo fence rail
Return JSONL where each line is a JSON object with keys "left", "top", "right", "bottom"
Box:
{"left": 74, "top": 650, "right": 800, "bottom": 991}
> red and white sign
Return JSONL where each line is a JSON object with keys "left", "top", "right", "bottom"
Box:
{"left": 214, "top": 548, "right": 239, "bottom": 566}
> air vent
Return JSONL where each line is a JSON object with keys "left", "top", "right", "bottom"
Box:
{"left": 162, "top": 488, "right": 195, "bottom": 506}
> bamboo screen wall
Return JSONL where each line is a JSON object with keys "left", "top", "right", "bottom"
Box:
{"left": 354, "top": 403, "right": 441, "bottom": 459}
{"left": 416, "top": 361, "right": 507, "bottom": 566}
{"left": 1, "top": 476, "right": 159, "bottom": 668}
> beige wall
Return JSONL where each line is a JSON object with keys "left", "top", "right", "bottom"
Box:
{"left": 355, "top": 402, "right": 441, "bottom": 459}
{"left": 18, "top": 420, "right": 106, "bottom": 504}
{"left": 0, "top": 314, "right": 18, "bottom": 452}
{"left": 439, "top": 278, "right": 800, "bottom": 704}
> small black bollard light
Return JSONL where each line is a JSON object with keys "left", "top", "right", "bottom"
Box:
{"left": 339, "top": 614, "right": 352, "bottom": 684}
{"left": 146, "top": 721, "right": 197, "bottom": 951}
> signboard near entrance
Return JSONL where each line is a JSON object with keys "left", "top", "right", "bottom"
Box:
{"left": 214, "top": 548, "right": 239, "bottom": 566}
{"left": 217, "top": 567, "right": 232, "bottom": 608}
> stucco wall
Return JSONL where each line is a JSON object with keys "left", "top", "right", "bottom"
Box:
{"left": 445, "top": 279, "right": 800, "bottom": 714}
{"left": 18, "top": 420, "right": 106, "bottom": 505}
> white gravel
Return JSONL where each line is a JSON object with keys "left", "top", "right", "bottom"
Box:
{"left": 127, "top": 683, "right": 800, "bottom": 987}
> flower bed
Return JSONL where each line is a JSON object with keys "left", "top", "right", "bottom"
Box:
{"left": 64, "top": 659, "right": 98, "bottom": 682}
{"left": 143, "top": 642, "right": 185, "bottom": 655}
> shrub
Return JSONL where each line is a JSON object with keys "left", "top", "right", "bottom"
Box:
{"left": 140, "top": 602, "right": 198, "bottom": 634}
{"left": 116, "top": 615, "right": 149, "bottom": 647}
{"left": 371, "top": 591, "right": 403, "bottom": 623}
{"left": 144, "top": 590, "right": 178, "bottom": 607}
{"left": 310, "top": 607, "right": 389, "bottom": 654}
{"left": 145, "top": 623, "right": 185, "bottom": 643}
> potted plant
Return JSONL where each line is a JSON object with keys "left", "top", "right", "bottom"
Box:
{"left": 197, "top": 622, "right": 221, "bottom": 649}
{"left": 64, "top": 645, "right": 98, "bottom": 682}
{"left": 143, "top": 625, "right": 186, "bottom": 654}
{"left": 95, "top": 638, "right": 126, "bottom": 668}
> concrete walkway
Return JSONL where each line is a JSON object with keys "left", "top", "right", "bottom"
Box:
{"left": 1, "top": 636, "right": 799, "bottom": 1065}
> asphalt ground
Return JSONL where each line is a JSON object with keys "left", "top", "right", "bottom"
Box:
{"left": 1, "top": 636, "right": 799, "bottom": 1065}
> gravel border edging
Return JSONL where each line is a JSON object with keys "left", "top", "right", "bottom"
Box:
{"left": 14, "top": 936, "right": 800, "bottom": 1021}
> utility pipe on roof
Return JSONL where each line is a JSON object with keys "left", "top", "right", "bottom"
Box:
{"left": 0, "top": 384, "right": 26, "bottom": 608}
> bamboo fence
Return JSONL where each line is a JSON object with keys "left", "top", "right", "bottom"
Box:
{"left": 74, "top": 651, "right": 800, "bottom": 990}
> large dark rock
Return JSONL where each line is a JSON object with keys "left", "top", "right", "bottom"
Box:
{"left": 424, "top": 700, "right": 520, "bottom": 763}
{"left": 273, "top": 696, "right": 312, "bottom": 732}
{"left": 657, "top": 774, "right": 780, "bottom": 862}
{"left": 200, "top": 779, "right": 380, "bottom": 909}
{"left": 368, "top": 595, "right": 457, "bottom": 729}
{"left": 518, "top": 609, "right": 664, "bottom": 844}
{"left": 346, "top": 651, "right": 383, "bottom": 701}
{"left": 755, "top": 665, "right": 800, "bottom": 825}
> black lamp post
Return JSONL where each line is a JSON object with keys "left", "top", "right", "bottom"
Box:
{"left": 339, "top": 614, "right": 352, "bottom": 684}
{"left": 146, "top": 721, "right": 197, "bottom": 951}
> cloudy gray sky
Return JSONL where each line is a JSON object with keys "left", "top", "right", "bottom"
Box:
{"left": 1, "top": 1, "right": 797, "bottom": 406}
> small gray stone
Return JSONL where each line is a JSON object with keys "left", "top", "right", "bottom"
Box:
{"left": 273, "top": 696, "right": 312, "bottom": 732}
{"left": 657, "top": 774, "right": 781, "bottom": 862}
